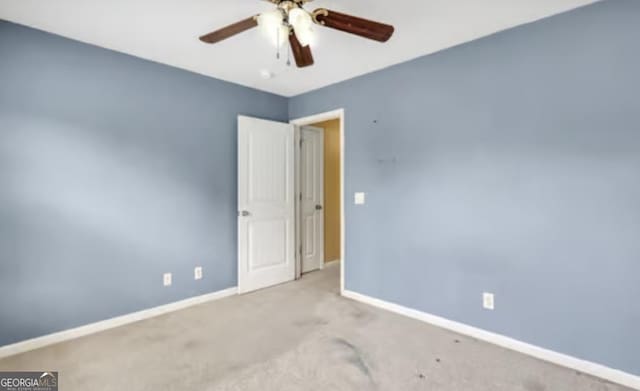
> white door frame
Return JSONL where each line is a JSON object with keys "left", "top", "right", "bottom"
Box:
{"left": 291, "top": 109, "right": 345, "bottom": 294}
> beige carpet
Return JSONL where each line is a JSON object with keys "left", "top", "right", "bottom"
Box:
{"left": 0, "top": 263, "right": 632, "bottom": 390}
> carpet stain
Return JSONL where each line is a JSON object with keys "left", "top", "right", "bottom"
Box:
{"left": 333, "top": 338, "right": 373, "bottom": 379}
{"left": 350, "top": 310, "right": 368, "bottom": 319}
{"left": 183, "top": 340, "right": 198, "bottom": 350}
{"left": 348, "top": 304, "right": 377, "bottom": 323}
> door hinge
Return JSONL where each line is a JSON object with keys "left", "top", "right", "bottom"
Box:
{"left": 299, "top": 138, "right": 303, "bottom": 148}
{"left": 299, "top": 192, "right": 302, "bottom": 201}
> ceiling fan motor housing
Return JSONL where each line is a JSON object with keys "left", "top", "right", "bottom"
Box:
{"left": 272, "top": 0, "right": 308, "bottom": 15}
{"left": 268, "top": 0, "right": 311, "bottom": 5}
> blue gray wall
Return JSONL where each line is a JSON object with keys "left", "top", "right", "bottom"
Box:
{"left": 290, "top": 0, "right": 640, "bottom": 375}
{"left": 0, "top": 21, "right": 288, "bottom": 346}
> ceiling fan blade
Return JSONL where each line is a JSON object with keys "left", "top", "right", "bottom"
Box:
{"left": 199, "top": 16, "right": 258, "bottom": 44}
{"left": 313, "top": 9, "right": 394, "bottom": 42}
{"left": 289, "top": 31, "right": 314, "bottom": 68}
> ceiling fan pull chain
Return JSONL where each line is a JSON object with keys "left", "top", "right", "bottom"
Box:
{"left": 276, "top": 26, "right": 281, "bottom": 59}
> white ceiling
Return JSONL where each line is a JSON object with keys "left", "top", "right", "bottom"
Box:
{"left": 1, "top": 0, "right": 596, "bottom": 97}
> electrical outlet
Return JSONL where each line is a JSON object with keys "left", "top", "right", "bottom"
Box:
{"left": 483, "top": 292, "right": 495, "bottom": 310}
{"left": 163, "top": 273, "right": 172, "bottom": 287}
{"left": 194, "top": 266, "right": 203, "bottom": 280}
{"left": 354, "top": 192, "right": 366, "bottom": 205}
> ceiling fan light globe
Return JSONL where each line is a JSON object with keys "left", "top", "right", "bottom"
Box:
{"left": 257, "top": 9, "right": 288, "bottom": 47}
{"left": 288, "top": 8, "right": 314, "bottom": 47}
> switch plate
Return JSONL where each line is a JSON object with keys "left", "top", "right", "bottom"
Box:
{"left": 194, "top": 266, "right": 203, "bottom": 280}
{"left": 483, "top": 292, "right": 495, "bottom": 310}
{"left": 163, "top": 273, "right": 172, "bottom": 287}
{"left": 354, "top": 192, "right": 366, "bottom": 205}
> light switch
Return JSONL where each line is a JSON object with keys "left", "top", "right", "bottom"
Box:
{"left": 483, "top": 292, "right": 495, "bottom": 310}
{"left": 354, "top": 192, "right": 366, "bottom": 205}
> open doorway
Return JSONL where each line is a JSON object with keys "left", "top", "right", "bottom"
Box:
{"left": 311, "top": 119, "right": 341, "bottom": 266}
{"left": 291, "top": 110, "right": 345, "bottom": 294}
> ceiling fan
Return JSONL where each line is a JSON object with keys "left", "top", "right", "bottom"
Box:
{"left": 199, "top": 0, "right": 395, "bottom": 68}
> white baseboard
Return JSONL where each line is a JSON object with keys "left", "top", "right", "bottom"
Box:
{"left": 0, "top": 287, "right": 238, "bottom": 360}
{"left": 342, "top": 290, "right": 640, "bottom": 390}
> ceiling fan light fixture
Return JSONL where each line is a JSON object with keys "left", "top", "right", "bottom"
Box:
{"left": 288, "top": 8, "right": 314, "bottom": 47}
{"left": 257, "top": 9, "right": 288, "bottom": 47}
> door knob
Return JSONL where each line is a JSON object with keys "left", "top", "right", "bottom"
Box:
{"left": 315, "top": 205, "right": 323, "bottom": 210}
{"left": 239, "top": 210, "right": 251, "bottom": 217}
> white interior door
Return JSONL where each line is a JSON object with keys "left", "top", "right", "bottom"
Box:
{"left": 238, "top": 116, "right": 295, "bottom": 293}
{"left": 300, "top": 126, "right": 324, "bottom": 273}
